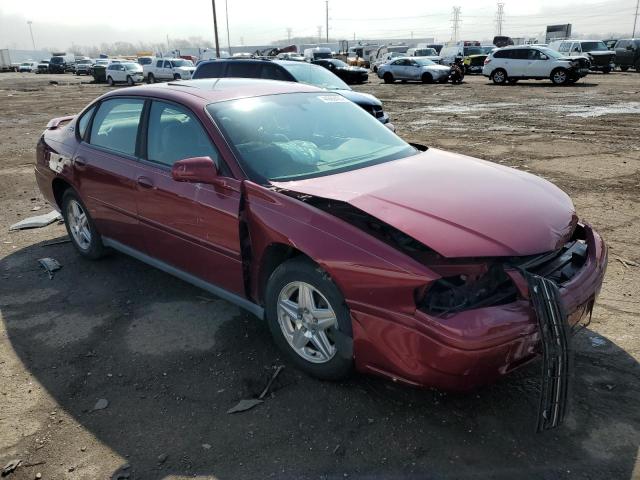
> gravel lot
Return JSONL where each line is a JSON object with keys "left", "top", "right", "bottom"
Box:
{"left": 1, "top": 71, "right": 639, "bottom": 480}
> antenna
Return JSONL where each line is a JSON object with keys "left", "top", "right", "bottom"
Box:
{"left": 450, "top": 7, "right": 461, "bottom": 42}
{"left": 495, "top": 2, "right": 505, "bottom": 36}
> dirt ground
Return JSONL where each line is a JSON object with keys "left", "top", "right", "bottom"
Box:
{"left": 0, "top": 70, "right": 639, "bottom": 480}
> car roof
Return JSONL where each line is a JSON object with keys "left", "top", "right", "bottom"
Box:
{"left": 102, "top": 78, "right": 322, "bottom": 105}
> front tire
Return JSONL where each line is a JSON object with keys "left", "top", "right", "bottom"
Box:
{"left": 107, "top": 76, "right": 114, "bottom": 86}
{"left": 265, "top": 258, "right": 353, "bottom": 381}
{"left": 421, "top": 72, "right": 433, "bottom": 83}
{"left": 126, "top": 75, "right": 134, "bottom": 86}
{"left": 383, "top": 72, "right": 394, "bottom": 84}
{"left": 61, "top": 190, "right": 105, "bottom": 260}
{"left": 173, "top": 73, "right": 181, "bottom": 80}
{"left": 551, "top": 68, "right": 569, "bottom": 85}
{"left": 492, "top": 68, "right": 507, "bottom": 84}
{"left": 147, "top": 73, "right": 155, "bottom": 84}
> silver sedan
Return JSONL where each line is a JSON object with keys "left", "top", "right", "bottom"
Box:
{"left": 377, "top": 57, "right": 451, "bottom": 84}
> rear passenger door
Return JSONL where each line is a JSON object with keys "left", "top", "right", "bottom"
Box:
{"left": 135, "top": 100, "right": 245, "bottom": 295}
{"left": 73, "top": 97, "right": 148, "bottom": 252}
{"left": 508, "top": 49, "right": 529, "bottom": 77}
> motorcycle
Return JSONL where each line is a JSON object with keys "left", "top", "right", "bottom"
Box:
{"left": 449, "top": 57, "right": 465, "bottom": 84}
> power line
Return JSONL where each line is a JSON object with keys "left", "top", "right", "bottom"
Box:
{"left": 450, "top": 6, "right": 461, "bottom": 42}
{"left": 495, "top": 2, "right": 505, "bottom": 36}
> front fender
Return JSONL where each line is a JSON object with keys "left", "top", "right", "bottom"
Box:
{"left": 243, "top": 181, "right": 437, "bottom": 315}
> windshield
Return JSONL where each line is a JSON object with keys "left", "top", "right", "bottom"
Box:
{"left": 538, "top": 47, "right": 563, "bottom": 59}
{"left": 313, "top": 51, "right": 332, "bottom": 59}
{"left": 123, "top": 63, "right": 141, "bottom": 70}
{"left": 414, "top": 58, "right": 436, "bottom": 66}
{"left": 50, "top": 57, "right": 64, "bottom": 64}
{"left": 20, "top": 63, "right": 30, "bottom": 66}
{"left": 172, "top": 59, "right": 193, "bottom": 67}
{"left": 282, "top": 63, "right": 350, "bottom": 90}
{"left": 581, "top": 41, "right": 608, "bottom": 52}
{"left": 77, "top": 59, "right": 92, "bottom": 64}
{"left": 463, "top": 47, "right": 484, "bottom": 55}
{"left": 416, "top": 48, "right": 437, "bottom": 56}
{"left": 207, "top": 92, "right": 415, "bottom": 183}
{"left": 481, "top": 46, "right": 495, "bottom": 54}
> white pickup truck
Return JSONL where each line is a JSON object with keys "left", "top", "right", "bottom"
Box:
{"left": 144, "top": 58, "right": 196, "bottom": 83}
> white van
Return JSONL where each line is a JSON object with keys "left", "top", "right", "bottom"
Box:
{"left": 303, "top": 47, "right": 332, "bottom": 61}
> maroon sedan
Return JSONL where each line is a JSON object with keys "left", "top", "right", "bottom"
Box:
{"left": 35, "top": 79, "right": 606, "bottom": 428}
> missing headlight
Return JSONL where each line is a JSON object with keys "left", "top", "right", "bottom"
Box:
{"left": 420, "top": 263, "right": 517, "bottom": 315}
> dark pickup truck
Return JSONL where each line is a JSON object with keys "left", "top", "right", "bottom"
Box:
{"left": 614, "top": 39, "right": 640, "bottom": 71}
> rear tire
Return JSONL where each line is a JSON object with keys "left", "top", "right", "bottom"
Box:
{"left": 421, "top": 72, "right": 433, "bottom": 83}
{"left": 492, "top": 68, "right": 507, "bottom": 84}
{"left": 620, "top": 65, "right": 629, "bottom": 72}
{"left": 61, "top": 190, "right": 106, "bottom": 260}
{"left": 635, "top": 61, "right": 640, "bottom": 72}
{"left": 147, "top": 73, "right": 155, "bottom": 84}
{"left": 602, "top": 67, "right": 611, "bottom": 74}
{"left": 107, "top": 76, "right": 114, "bottom": 86}
{"left": 383, "top": 72, "right": 394, "bottom": 84}
{"left": 265, "top": 258, "right": 353, "bottom": 381}
{"left": 550, "top": 68, "right": 569, "bottom": 85}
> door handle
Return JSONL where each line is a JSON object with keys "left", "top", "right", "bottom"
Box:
{"left": 74, "top": 156, "right": 87, "bottom": 168}
{"left": 136, "top": 176, "right": 154, "bottom": 189}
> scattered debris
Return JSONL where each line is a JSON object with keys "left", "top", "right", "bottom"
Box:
{"left": 9, "top": 210, "right": 61, "bottom": 231}
{"left": 38, "top": 257, "right": 61, "bottom": 279}
{"left": 227, "top": 365, "right": 284, "bottom": 414}
{"left": 35, "top": 474, "right": 42, "bottom": 479}
{"left": 1, "top": 459, "right": 21, "bottom": 477}
{"left": 202, "top": 443, "right": 212, "bottom": 450}
{"left": 92, "top": 398, "right": 109, "bottom": 411}
{"left": 157, "top": 453, "right": 168, "bottom": 464}
{"left": 615, "top": 256, "right": 640, "bottom": 268}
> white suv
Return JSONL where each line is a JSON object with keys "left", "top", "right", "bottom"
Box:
{"left": 483, "top": 46, "right": 590, "bottom": 85}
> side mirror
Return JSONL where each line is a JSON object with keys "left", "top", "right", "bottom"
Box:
{"left": 171, "top": 156, "right": 219, "bottom": 184}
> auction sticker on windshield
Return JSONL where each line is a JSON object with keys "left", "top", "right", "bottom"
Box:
{"left": 318, "top": 95, "right": 349, "bottom": 103}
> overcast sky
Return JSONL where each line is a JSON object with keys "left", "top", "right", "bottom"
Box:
{"left": 0, "top": 0, "right": 637, "bottom": 50}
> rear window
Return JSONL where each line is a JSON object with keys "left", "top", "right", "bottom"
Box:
{"left": 226, "top": 62, "right": 261, "bottom": 77}
{"left": 193, "top": 61, "right": 225, "bottom": 79}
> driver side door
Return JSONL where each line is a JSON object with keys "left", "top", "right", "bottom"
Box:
{"left": 135, "top": 99, "right": 245, "bottom": 295}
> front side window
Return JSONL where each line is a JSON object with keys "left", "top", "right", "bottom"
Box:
{"left": 146, "top": 101, "right": 219, "bottom": 168}
{"left": 581, "top": 41, "right": 607, "bottom": 52}
{"left": 89, "top": 98, "right": 144, "bottom": 156}
{"left": 208, "top": 93, "right": 415, "bottom": 183}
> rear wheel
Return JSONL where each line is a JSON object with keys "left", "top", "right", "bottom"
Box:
{"left": 421, "top": 72, "right": 433, "bottom": 83}
{"left": 265, "top": 258, "right": 353, "bottom": 380}
{"left": 107, "top": 76, "right": 114, "bottom": 86}
{"left": 602, "top": 67, "right": 611, "bottom": 74}
{"left": 492, "top": 68, "right": 507, "bottom": 84}
{"left": 620, "top": 65, "right": 629, "bottom": 71}
{"left": 636, "top": 61, "right": 640, "bottom": 72}
{"left": 61, "top": 190, "right": 106, "bottom": 260}
{"left": 147, "top": 73, "right": 155, "bottom": 84}
{"left": 550, "top": 68, "right": 569, "bottom": 85}
{"left": 383, "top": 72, "right": 394, "bottom": 84}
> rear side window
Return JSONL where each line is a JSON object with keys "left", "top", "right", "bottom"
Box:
{"left": 226, "top": 62, "right": 261, "bottom": 77}
{"left": 163, "top": 60, "right": 172, "bottom": 68}
{"left": 493, "top": 49, "right": 511, "bottom": 59}
{"left": 259, "top": 64, "right": 289, "bottom": 81}
{"left": 511, "top": 49, "right": 529, "bottom": 59}
{"left": 77, "top": 105, "right": 96, "bottom": 140}
{"left": 146, "top": 101, "right": 220, "bottom": 168}
{"left": 193, "top": 62, "right": 225, "bottom": 79}
{"left": 89, "top": 98, "right": 144, "bottom": 156}
{"left": 156, "top": 60, "right": 163, "bottom": 68}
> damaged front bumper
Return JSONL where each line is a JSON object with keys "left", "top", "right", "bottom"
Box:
{"left": 350, "top": 224, "right": 607, "bottom": 422}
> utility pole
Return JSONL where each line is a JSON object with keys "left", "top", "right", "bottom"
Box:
{"left": 495, "top": 2, "right": 505, "bottom": 36}
{"left": 225, "top": 0, "right": 231, "bottom": 53}
{"left": 325, "top": 1, "right": 329, "bottom": 43}
{"left": 211, "top": 0, "right": 221, "bottom": 58}
{"left": 317, "top": 25, "right": 323, "bottom": 43}
{"left": 633, "top": 0, "right": 639, "bottom": 37}
{"left": 287, "top": 28, "right": 292, "bottom": 44}
{"left": 450, "top": 7, "right": 461, "bottom": 42}
{"left": 27, "top": 21, "right": 36, "bottom": 50}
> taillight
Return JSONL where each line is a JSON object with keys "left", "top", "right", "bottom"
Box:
{"left": 484, "top": 58, "right": 491, "bottom": 65}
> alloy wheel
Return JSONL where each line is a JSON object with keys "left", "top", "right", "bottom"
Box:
{"left": 67, "top": 199, "right": 92, "bottom": 250}
{"left": 553, "top": 70, "right": 567, "bottom": 84}
{"left": 276, "top": 281, "right": 338, "bottom": 364}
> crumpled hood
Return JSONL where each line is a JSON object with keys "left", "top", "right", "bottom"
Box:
{"left": 272, "top": 148, "right": 577, "bottom": 258}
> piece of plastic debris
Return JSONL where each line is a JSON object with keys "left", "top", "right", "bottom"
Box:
{"left": 227, "top": 365, "right": 285, "bottom": 414}
{"left": 1, "top": 459, "right": 21, "bottom": 476}
{"left": 38, "top": 258, "right": 61, "bottom": 280}
{"left": 157, "top": 454, "right": 168, "bottom": 464}
{"left": 9, "top": 210, "right": 62, "bottom": 231}
{"left": 202, "top": 443, "right": 212, "bottom": 450}
{"left": 227, "top": 398, "right": 264, "bottom": 414}
{"left": 92, "top": 398, "right": 109, "bottom": 411}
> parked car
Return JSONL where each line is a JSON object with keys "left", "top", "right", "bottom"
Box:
{"left": 48, "top": 53, "right": 75, "bottom": 73}
{"left": 371, "top": 52, "right": 403, "bottom": 72}
{"left": 311, "top": 59, "right": 368, "bottom": 84}
{"left": 303, "top": 47, "right": 332, "bottom": 61}
{"left": 34, "top": 79, "right": 607, "bottom": 430}
{"left": 192, "top": 59, "right": 390, "bottom": 125}
{"left": 440, "top": 41, "right": 483, "bottom": 65}
{"left": 483, "top": 46, "right": 590, "bottom": 85}
{"left": 36, "top": 59, "right": 49, "bottom": 74}
{"left": 137, "top": 56, "right": 154, "bottom": 66}
{"left": 406, "top": 47, "right": 442, "bottom": 63}
{"left": 377, "top": 57, "right": 450, "bottom": 83}
{"left": 105, "top": 62, "right": 144, "bottom": 86}
{"left": 145, "top": 58, "right": 195, "bottom": 83}
{"left": 462, "top": 46, "right": 496, "bottom": 74}
{"left": 548, "top": 40, "right": 615, "bottom": 73}
{"left": 276, "top": 52, "right": 305, "bottom": 61}
{"left": 603, "top": 39, "right": 618, "bottom": 50}
{"left": 74, "top": 58, "right": 94, "bottom": 75}
{"left": 613, "top": 38, "right": 640, "bottom": 71}
{"left": 369, "top": 45, "right": 409, "bottom": 68}
{"left": 18, "top": 61, "right": 38, "bottom": 72}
